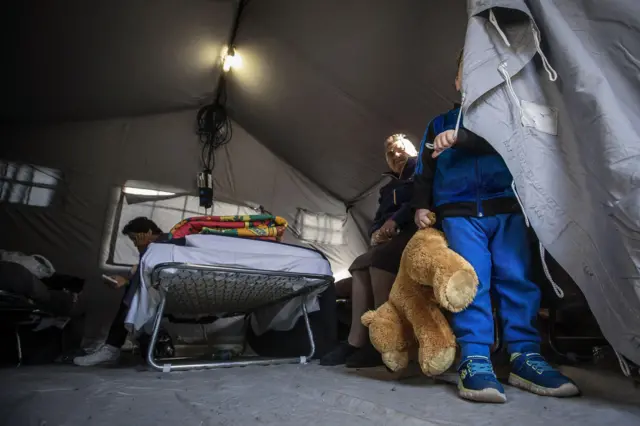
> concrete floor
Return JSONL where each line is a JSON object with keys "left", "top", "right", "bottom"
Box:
{"left": 1, "top": 362, "right": 639, "bottom": 426}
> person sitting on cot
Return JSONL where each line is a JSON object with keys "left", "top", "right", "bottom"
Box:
{"left": 74, "top": 217, "right": 183, "bottom": 366}
{"left": 320, "top": 133, "right": 418, "bottom": 368}
{"left": 411, "top": 49, "right": 579, "bottom": 403}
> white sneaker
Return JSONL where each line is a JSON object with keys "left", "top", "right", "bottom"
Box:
{"left": 73, "top": 344, "right": 121, "bottom": 366}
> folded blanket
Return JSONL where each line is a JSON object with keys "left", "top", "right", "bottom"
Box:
{"left": 170, "top": 215, "right": 289, "bottom": 241}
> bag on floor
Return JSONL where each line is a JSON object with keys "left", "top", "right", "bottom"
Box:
{"left": 0, "top": 250, "right": 56, "bottom": 279}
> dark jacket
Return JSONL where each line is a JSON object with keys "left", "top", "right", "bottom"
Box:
{"left": 369, "top": 157, "right": 417, "bottom": 237}
{"left": 412, "top": 106, "right": 520, "bottom": 218}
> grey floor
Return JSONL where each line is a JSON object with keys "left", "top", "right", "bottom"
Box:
{"left": 1, "top": 362, "right": 639, "bottom": 426}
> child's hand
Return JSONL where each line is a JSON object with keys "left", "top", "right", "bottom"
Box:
{"left": 432, "top": 130, "right": 457, "bottom": 158}
{"left": 414, "top": 209, "right": 434, "bottom": 229}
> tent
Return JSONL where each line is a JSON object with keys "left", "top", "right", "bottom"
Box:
{"left": 0, "top": 0, "right": 638, "bottom": 367}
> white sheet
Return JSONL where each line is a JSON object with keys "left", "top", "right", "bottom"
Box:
{"left": 125, "top": 234, "right": 332, "bottom": 335}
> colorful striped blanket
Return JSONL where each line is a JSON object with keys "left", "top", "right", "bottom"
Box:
{"left": 170, "top": 215, "right": 288, "bottom": 241}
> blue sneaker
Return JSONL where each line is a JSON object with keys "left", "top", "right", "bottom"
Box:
{"left": 457, "top": 356, "right": 507, "bottom": 403}
{"left": 509, "top": 353, "right": 580, "bottom": 397}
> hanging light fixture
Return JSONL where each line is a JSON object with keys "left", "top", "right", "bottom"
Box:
{"left": 222, "top": 46, "right": 242, "bottom": 72}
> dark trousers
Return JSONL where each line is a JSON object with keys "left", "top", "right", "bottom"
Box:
{"left": 104, "top": 269, "right": 143, "bottom": 348}
{"left": 105, "top": 297, "right": 129, "bottom": 348}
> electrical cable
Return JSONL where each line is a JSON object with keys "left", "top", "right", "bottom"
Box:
{"left": 195, "top": 0, "right": 251, "bottom": 174}
{"left": 196, "top": 79, "right": 232, "bottom": 172}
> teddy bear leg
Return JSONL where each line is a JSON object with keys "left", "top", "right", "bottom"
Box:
{"left": 429, "top": 251, "right": 478, "bottom": 314}
{"left": 402, "top": 299, "right": 457, "bottom": 377}
{"left": 361, "top": 303, "right": 413, "bottom": 372}
{"left": 416, "top": 305, "right": 457, "bottom": 376}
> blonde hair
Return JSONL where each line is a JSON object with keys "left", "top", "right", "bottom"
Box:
{"left": 385, "top": 133, "right": 417, "bottom": 160}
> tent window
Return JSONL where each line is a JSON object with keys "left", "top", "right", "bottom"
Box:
{"left": 294, "top": 209, "right": 346, "bottom": 246}
{"left": 0, "top": 160, "right": 61, "bottom": 207}
{"left": 107, "top": 185, "right": 258, "bottom": 266}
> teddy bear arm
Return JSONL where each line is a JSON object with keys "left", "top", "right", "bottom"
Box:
{"left": 362, "top": 302, "right": 413, "bottom": 372}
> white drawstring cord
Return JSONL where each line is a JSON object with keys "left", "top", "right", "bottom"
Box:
{"left": 498, "top": 62, "right": 525, "bottom": 127}
{"left": 453, "top": 92, "right": 466, "bottom": 140}
{"left": 425, "top": 93, "right": 465, "bottom": 151}
{"left": 511, "top": 180, "right": 565, "bottom": 299}
{"left": 498, "top": 62, "right": 522, "bottom": 110}
{"left": 490, "top": 8, "right": 557, "bottom": 82}
{"left": 489, "top": 9, "right": 511, "bottom": 47}
{"left": 615, "top": 351, "right": 632, "bottom": 377}
{"left": 511, "top": 180, "right": 529, "bottom": 227}
{"left": 539, "top": 242, "right": 564, "bottom": 298}
{"left": 531, "top": 22, "right": 558, "bottom": 82}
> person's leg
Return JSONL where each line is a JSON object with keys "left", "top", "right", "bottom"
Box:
{"left": 443, "top": 216, "right": 506, "bottom": 403}
{"left": 347, "top": 270, "right": 374, "bottom": 347}
{"left": 73, "top": 299, "right": 128, "bottom": 366}
{"left": 490, "top": 214, "right": 541, "bottom": 355}
{"left": 345, "top": 230, "right": 416, "bottom": 368}
{"left": 491, "top": 214, "right": 579, "bottom": 397}
{"left": 368, "top": 228, "right": 415, "bottom": 308}
{"left": 334, "top": 277, "right": 352, "bottom": 299}
{"left": 369, "top": 268, "right": 395, "bottom": 309}
{"left": 320, "top": 269, "right": 373, "bottom": 365}
{"left": 342, "top": 271, "right": 386, "bottom": 368}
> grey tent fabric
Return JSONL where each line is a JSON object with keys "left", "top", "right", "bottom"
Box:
{"left": 462, "top": 0, "right": 640, "bottom": 365}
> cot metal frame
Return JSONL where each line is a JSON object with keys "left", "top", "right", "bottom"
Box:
{"left": 146, "top": 262, "right": 333, "bottom": 372}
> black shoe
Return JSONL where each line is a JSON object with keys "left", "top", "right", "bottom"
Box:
{"left": 319, "top": 342, "right": 359, "bottom": 366}
{"left": 345, "top": 343, "right": 383, "bottom": 368}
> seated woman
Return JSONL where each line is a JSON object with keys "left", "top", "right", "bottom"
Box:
{"left": 73, "top": 217, "right": 183, "bottom": 366}
{"left": 321, "top": 133, "right": 418, "bottom": 368}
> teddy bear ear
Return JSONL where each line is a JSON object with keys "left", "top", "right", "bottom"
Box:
{"left": 361, "top": 310, "right": 376, "bottom": 326}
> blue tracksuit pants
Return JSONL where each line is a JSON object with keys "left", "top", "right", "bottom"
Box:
{"left": 442, "top": 213, "right": 541, "bottom": 359}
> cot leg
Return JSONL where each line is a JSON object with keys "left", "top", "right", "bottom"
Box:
{"left": 15, "top": 328, "right": 22, "bottom": 368}
{"left": 146, "top": 296, "right": 167, "bottom": 372}
{"left": 301, "top": 299, "right": 315, "bottom": 361}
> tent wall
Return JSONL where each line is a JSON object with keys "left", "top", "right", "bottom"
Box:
{"left": 0, "top": 110, "right": 368, "bottom": 339}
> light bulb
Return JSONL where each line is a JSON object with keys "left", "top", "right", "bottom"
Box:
{"left": 222, "top": 50, "right": 242, "bottom": 72}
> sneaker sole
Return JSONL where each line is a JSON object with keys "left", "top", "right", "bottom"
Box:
{"left": 458, "top": 381, "right": 507, "bottom": 403}
{"left": 508, "top": 373, "right": 580, "bottom": 397}
{"left": 73, "top": 357, "right": 120, "bottom": 367}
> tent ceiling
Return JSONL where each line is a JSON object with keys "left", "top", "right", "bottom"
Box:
{"left": 3, "top": 0, "right": 235, "bottom": 121}
{"left": 3, "top": 0, "right": 467, "bottom": 201}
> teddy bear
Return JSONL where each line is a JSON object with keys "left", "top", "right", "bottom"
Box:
{"left": 361, "top": 223, "right": 479, "bottom": 376}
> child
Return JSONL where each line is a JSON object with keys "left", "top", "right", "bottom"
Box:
{"left": 411, "top": 50, "right": 579, "bottom": 403}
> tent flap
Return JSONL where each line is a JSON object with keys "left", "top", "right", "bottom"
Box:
{"left": 464, "top": 0, "right": 640, "bottom": 364}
